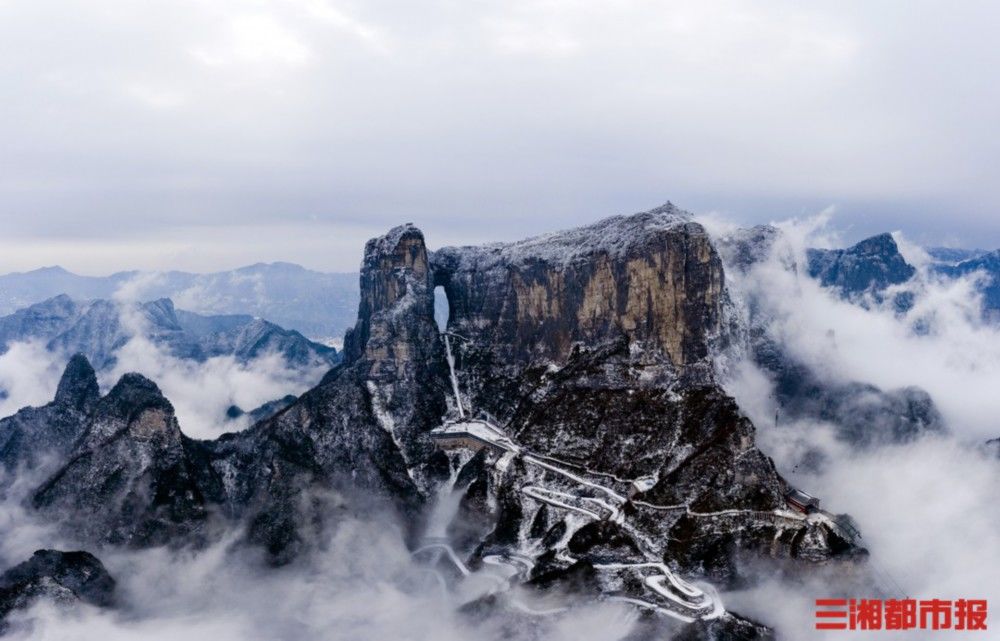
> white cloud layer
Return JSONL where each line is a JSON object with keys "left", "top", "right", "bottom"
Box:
{"left": 0, "top": 277, "right": 331, "bottom": 439}
{"left": 707, "top": 211, "right": 1000, "bottom": 639}
{"left": 0, "top": 482, "right": 640, "bottom": 641}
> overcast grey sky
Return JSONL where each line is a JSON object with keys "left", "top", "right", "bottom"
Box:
{"left": 2, "top": 0, "right": 999, "bottom": 274}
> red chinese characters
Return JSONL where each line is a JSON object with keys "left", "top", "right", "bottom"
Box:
{"left": 884, "top": 598, "right": 917, "bottom": 630}
{"left": 815, "top": 598, "right": 988, "bottom": 631}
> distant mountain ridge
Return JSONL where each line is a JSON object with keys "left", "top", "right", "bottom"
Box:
{"left": 925, "top": 247, "right": 987, "bottom": 264}
{"left": 0, "top": 294, "right": 338, "bottom": 371}
{"left": 806, "top": 233, "right": 916, "bottom": 299}
{"left": 930, "top": 249, "right": 1000, "bottom": 320}
{"left": 0, "top": 262, "right": 359, "bottom": 340}
{"left": 716, "top": 226, "right": 945, "bottom": 446}
{"left": 803, "top": 233, "right": 1000, "bottom": 320}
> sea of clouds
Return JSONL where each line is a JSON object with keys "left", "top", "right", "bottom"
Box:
{"left": 0, "top": 471, "right": 639, "bottom": 641}
{"left": 700, "top": 212, "right": 1000, "bottom": 639}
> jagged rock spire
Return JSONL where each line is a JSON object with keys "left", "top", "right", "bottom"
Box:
{"left": 1, "top": 354, "right": 100, "bottom": 479}
{"left": 78, "top": 372, "right": 179, "bottom": 448}
{"left": 339, "top": 223, "right": 450, "bottom": 489}
{"left": 32, "top": 370, "right": 204, "bottom": 546}
{"left": 343, "top": 223, "right": 438, "bottom": 370}
{"left": 53, "top": 353, "right": 100, "bottom": 412}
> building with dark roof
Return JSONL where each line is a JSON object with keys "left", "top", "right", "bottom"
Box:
{"left": 785, "top": 488, "right": 820, "bottom": 514}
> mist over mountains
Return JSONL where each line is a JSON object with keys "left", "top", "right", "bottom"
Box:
{"left": 0, "top": 204, "right": 996, "bottom": 640}
{"left": 0, "top": 263, "right": 359, "bottom": 341}
{"left": 3, "top": 233, "right": 999, "bottom": 346}
{"left": 0, "top": 293, "right": 339, "bottom": 440}
{"left": 704, "top": 214, "right": 1000, "bottom": 637}
{"left": 0, "top": 295, "right": 338, "bottom": 371}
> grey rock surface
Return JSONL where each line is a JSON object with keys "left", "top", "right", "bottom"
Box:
{"left": 0, "top": 549, "right": 115, "bottom": 633}
{"left": 0, "top": 354, "right": 99, "bottom": 480}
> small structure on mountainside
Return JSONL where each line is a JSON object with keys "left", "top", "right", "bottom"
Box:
{"left": 785, "top": 488, "right": 820, "bottom": 514}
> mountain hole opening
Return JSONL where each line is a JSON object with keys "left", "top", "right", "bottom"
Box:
{"left": 433, "top": 285, "right": 449, "bottom": 333}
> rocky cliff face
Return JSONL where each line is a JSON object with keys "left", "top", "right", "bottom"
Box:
{"left": 342, "top": 224, "right": 450, "bottom": 481}
{"left": 433, "top": 204, "right": 723, "bottom": 377}
{"left": 431, "top": 206, "right": 753, "bottom": 480}
{"left": 194, "top": 224, "right": 451, "bottom": 562}
{"left": 424, "top": 208, "right": 850, "bottom": 594}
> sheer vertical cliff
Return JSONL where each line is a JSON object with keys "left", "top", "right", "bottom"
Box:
{"left": 432, "top": 204, "right": 723, "bottom": 377}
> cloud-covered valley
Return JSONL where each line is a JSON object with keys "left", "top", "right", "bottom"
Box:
{"left": 703, "top": 213, "right": 1000, "bottom": 639}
